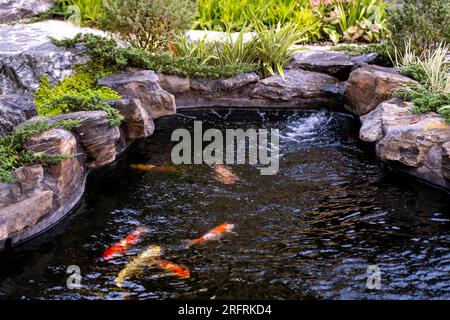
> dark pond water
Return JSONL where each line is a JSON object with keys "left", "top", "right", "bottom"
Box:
{"left": 0, "top": 109, "right": 449, "bottom": 300}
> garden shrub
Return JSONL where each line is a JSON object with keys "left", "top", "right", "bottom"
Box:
{"left": 387, "top": 0, "right": 450, "bottom": 54}
{"left": 52, "top": 33, "right": 260, "bottom": 79}
{"left": 0, "top": 119, "right": 82, "bottom": 183}
{"left": 102, "top": 0, "right": 197, "bottom": 52}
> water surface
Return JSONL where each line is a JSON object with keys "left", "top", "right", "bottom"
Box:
{"left": 0, "top": 109, "right": 449, "bottom": 300}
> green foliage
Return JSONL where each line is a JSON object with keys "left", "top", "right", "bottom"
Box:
{"left": 175, "top": 22, "right": 308, "bottom": 78}
{"left": 387, "top": 0, "right": 450, "bottom": 54}
{"left": 194, "top": 0, "right": 388, "bottom": 44}
{"left": 252, "top": 22, "right": 308, "bottom": 78}
{"left": 52, "top": 33, "right": 260, "bottom": 79}
{"left": 394, "top": 42, "right": 450, "bottom": 123}
{"left": 394, "top": 42, "right": 450, "bottom": 93}
{"left": 0, "top": 120, "right": 82, "bottom": 184}
{"left": 102, "top": 0, "right": 197, "bottom": 52}
{"left": 34, "top": 67, "right": 123, "bottom": 126}
{"left": 33, "top": 0, "right": 105, "bottom": 26}
{"left": 395, "top": 83, "right": 450, "bottom": 123}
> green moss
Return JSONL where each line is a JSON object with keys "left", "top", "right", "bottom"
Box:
{"left": 0, "top": 119, "right": 82, "bottom": 184}
{"left": 35, "top": 67, "right": 123, "bottom": 126}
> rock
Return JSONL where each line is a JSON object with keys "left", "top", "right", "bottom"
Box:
{"left": 344, "top": 64, "right": 413, "bottom": 115}
{"left": 287, "top": 50, "right": 378, "bottom": 80}
{"left": 0, "top": 20, "right": 106, "bottom": 95}
{"left": 24, "top": 129, "right": 85, "bottom": 206}
{"left": 0, "top": 190, "right": 53, "bottom": 243}
{"left": 251, "top": 69, "right": 344, "bottom": 105}
{"left": 0, "top": 0, "right": 53, "bottom": 23}
{"left": 442, "top": 142, "right": 450, "bottom": 180}
{"left": 170, "top": 70, "right": 345, "bottom": 110}
{"left": 110, "top": 99, "right": 155, "bottom": 140}
{"left": 99, "top": 70, "right": 176, "bottom": 119}
{"left": 190, "top": 72, "right": 260, "bottom": 94}
{"left": 50, "top": 111, "right": 121, "bottom": 169}
{"left": 359, "top": 99, "right": 450, "bottom": 189}
{"left": 0, "top": 94, "right": 37, "bottom": 135}
{"left": 0, "top": 165, "right": 46, "bottom": 207}
{"left": 0, "top": 127, "right": 87, "bottom": 247}
{"left": 158, "top": 74, "right": 190, "bottom": 93}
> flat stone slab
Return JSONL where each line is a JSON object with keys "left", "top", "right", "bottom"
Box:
{"left": 287, "top": 50, "right": 378, "bottom": 80}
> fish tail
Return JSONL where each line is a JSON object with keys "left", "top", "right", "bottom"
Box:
{"left": 183, "top": 238, "right": 202, "bottom": 248}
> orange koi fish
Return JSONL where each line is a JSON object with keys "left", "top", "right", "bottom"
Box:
{"left": 157, "top": 259, "right": 190, "bottom": 279}
{"left": 213, "top": 164, "right": 239, "bottom": 185}
{"left": 130, "top": 164, "right": 178, "bottom": 173}
{"left": 102, "top": 228, "right": 147, "bottom": 261}
{"left": 185, "top": 223, "right": 235, "bottom": 247}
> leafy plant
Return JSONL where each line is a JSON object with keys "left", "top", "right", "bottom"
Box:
{"left": 395, "top": 83, "right": 450, "bottom": 123}
{"left": 394, "top": 42, "right": 450, "bottom": 123}
{"left": 193, "top": 0, "right": 388, "bottom": 44}
{"left": 394, "top": 42, "right": 450, "bottom": 93}
{"left": 102, "top": 0, "right": 197, "bottom": 52}
{"left": 387, "top": 0, "right": 450, "bottom": 54}
{"left": 174, "top": 33, "right": 220, "bottom": 64}
{"left": 252, "top": 21, "right": 308, "bottom": 78}
{"left": 0, "top": 120, "right": 82, "bottom": 183}
{"left": 32, "top": 0, "right": 105, "bottom": 26}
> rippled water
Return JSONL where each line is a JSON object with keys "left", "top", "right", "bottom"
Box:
{"left": 0, "top": 109, "right": 449, "bottom": 300}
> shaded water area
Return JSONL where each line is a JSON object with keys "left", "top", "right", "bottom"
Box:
{"left": 0, "top": 109, "right": 449, "bottom": 300}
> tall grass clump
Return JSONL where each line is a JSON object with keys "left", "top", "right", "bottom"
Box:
{"left": 393, "top": 41, "right": 450, "bottom": 122}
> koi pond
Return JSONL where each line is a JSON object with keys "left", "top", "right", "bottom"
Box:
{"left": 0, "top": 109, "right": 449, "bottom": 300}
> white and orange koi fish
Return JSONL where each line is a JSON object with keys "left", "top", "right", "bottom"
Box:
{"left": 185, "top": 223, "right": 235, "bottom": 247}
{"left": 213, "top": 164, "right": 239, "bottom": 185}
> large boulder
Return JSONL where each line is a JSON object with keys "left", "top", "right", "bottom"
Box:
{"left": 0, "top": 128, "right": 86, "bottom": 248}
{"left": 0, "top": 0, "right": 53, "bottom": 23}
{"left": 250, "top": 69, "right": 344, "bottom": 109}
{"left": 165, "top": 69, "right": 345, "bottom": 110}
{"left": 287, "top": 49, "right": 378, "bottom": 80}
{"left": 344, "top": 64, "right": 412, "bottom": 115}
{"left": 0, "top": 94, "right": 37, "bottom": 135}
{"left": 0, "top": 20, "right": 106, "bottom": 95}
{"left": 50, "top": 111, "right": 121, "bottom": 169}
{"left": 360, "top": 99, "right": 450, "bottom": 188}
{"left": 99, "top": 70, "right": 176, "bottom": 119}
{"left": 23, "top": 129, "right": 84, "bottom": 206}
{"left": 110, "top": 98, "right": 155, "bottom": 140}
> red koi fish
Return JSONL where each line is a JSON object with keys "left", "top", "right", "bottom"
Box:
{"left": 102, "top": 228, "right": 147, "bottom": 261}
{"left": 185, "top": 223, "right": 235, "bottom": 247}
{"left": 157, "top": 259, "right": 190, "bottom": 279}
{"left": 130, "top": 164, "right": 177, "bottom": 173}
{"left": 213, "top": 164, "right": 239, "bottom": 185}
